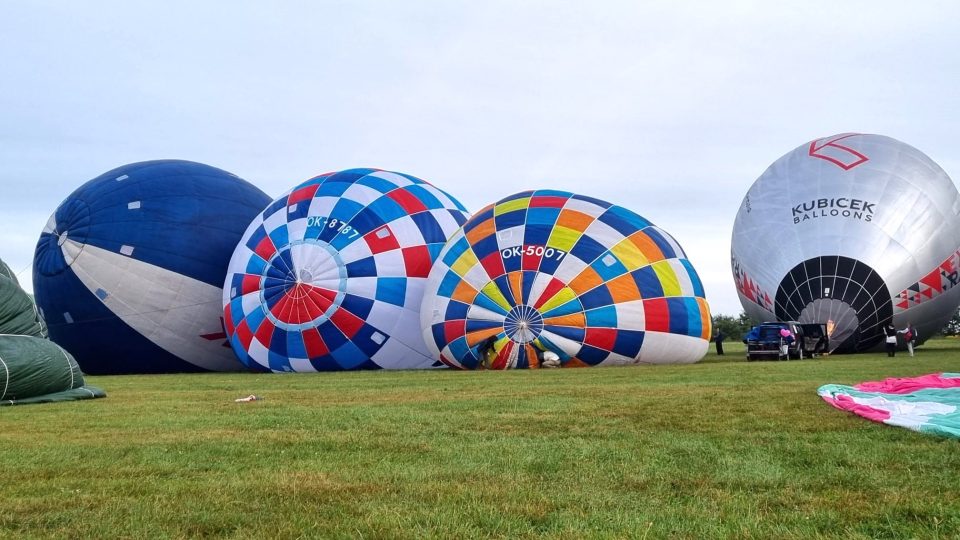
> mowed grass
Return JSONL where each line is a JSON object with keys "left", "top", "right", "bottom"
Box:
{"left": 3, "top": 341, "right": 960, "bottom": 539}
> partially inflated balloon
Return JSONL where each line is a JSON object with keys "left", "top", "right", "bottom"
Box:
{"left": 33, "top": 160, "right": 272, "bottom": 374}
{"left": 421, "top": 190, "right": 712, "bottom": 369}
{"left": 732, "top": 133, "right": 960, "bottom": 352}
{"left": 223, "top": 168, "right": 469, "bottom": 371}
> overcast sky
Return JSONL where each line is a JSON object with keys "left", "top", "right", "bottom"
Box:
{"left": 2, "top": 1, "right": 958, "bottom": 315}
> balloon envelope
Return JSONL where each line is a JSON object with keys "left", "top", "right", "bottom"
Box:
{"left": 421, "top": 190, "right": 712, "bottom": 369}
{"left": 731, "top": 133, "right": 960, "bottom": 352}
{"left": 33, "top": 160, "right": 272, "bottom": 374}
{"left": 223, "top": 168, "right": 470, "bottom": 372}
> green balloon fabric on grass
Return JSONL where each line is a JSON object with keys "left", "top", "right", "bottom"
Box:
{"left": 0, "top": 255, "right": 103, "bottom": 405}
{"left": 0, "top": 334, "right": 105, "bottom": 405}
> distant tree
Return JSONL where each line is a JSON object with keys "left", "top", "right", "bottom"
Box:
{"left": 941, "top": 308, "right": 960, "bottom": 336}
{"left": 712, "top": 311, "right": 757, "bottom": 341}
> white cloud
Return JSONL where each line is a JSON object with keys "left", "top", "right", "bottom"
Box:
{"left": 1, "top": 0, "right": 958, "bottom": 315}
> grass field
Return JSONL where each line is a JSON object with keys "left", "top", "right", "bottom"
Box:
{"left": 3, "top": 340, "right": 960, "bottom": 539}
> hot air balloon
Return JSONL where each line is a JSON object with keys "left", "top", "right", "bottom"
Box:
{"left": 33, "top": 160, "right": 272, "bottom": 374}
{"left": 420, "top": 190, "right": 712, "bottom": 369}
{"left": 223, "top": 168, "right": 469, "bottom": 372}
{"left": 1, "top": 257, "right": 45, "bottom": 337}
{"left": 0, "top": 255, "right": 103, "bottom": 405}
{"left": 731, "top": 133, "right": 960, "bottom": 353}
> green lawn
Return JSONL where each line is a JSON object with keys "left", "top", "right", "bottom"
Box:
{"left": 2, "top": 340, "right": 960, "bottom": 539}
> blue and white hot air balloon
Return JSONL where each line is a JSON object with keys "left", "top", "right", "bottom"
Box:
{"left": 223, "top": 168, "right": 470, "bottom": 372}
{"left": 33, "top": 160, "right": 272, "bottom": 374}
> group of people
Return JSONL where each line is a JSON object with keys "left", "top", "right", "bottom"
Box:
{"left": 476, "top": 336, "right": 561, "bottom": 369}
{"left": 719, "top": 321, "right": 918, "bottom": 358}
{"left": 884, "top": 322, "right": 918, "bottom": 357}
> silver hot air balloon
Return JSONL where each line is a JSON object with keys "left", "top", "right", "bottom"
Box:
{"left": 731, "top": 133, "right": 960, "bottom": 353}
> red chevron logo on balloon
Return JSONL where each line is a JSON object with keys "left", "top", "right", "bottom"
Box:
{"left": 808, "top": 134, "right": 869, "bottom": 170}
{"left": 200, "top": 317, "right": 232, "bottom": 348}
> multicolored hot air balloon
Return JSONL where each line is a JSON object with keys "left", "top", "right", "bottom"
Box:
{"left": 223, "top": 168, "right": 469, "bottom": 372}
{"left": 420, "top": 190, "right": 712, "bottom": 369}
{"left": 33, "top": 160, "right": 272, "bottom": 374}
{"left": 732, "top": 133, "right": 960, "bottom": 353}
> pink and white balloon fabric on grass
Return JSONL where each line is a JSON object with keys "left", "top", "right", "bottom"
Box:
{"left": 818, "top": 373, "right": 960, "bottom": 438}
{"left": 223, "top": 168, "right": 469, "bottom": 372}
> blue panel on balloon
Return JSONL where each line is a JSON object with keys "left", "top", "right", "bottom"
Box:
{"left": 571, "top": 194, "right": 612, "bottom": 209}
{"left": 341, "top": 293, "right": 375, "bottom": 320}
{"left": 681, "top": 259, "right": 706, "bottom": 297}
{"left": 683, "top": 297, "right": 702, "bottom": 337}
{"left": 470, "top": 235, "right": 500, "bottom": 261}
{"left": 436, "top": 270, "right": 462, "bottom": 298}
{"left": 442, "top": 237, "right": 471, "bottom": 267}
{"left": 352, "top": 324, "right": 387, "bottom": 358}
{"left": 584, "top": 305, "right": 617, "bottom": 327}
{"left": 317, "top": 320, "right": 347, "bottom": 351}
{"left": 269, "top": 326, "right": 288, "bottom": 356}
{"left": 613, "top": 330, "right": 644, "bottom": 358}
{"left": 288, "top": 202, "right": 311, "bottom": 222}
{"left": 431, "top": 324, "right": 446, "bottom": 351}
{"left": 405, "top": 184, "right": 443, "bottom": 209}
{"left": 315, "top": 180, "right": 352, "bottom": 198}
{"left": 350, "top": 207, "right": 386, "bottom": 237}
{"left": 356, "top": 174, "right": 397, "bottom": 194}
{"left": 592, "top": 253, "right": 628, "bottom": 281}
{"left": 366, "top": 196, "right": 408, "bottom": 225}
{"left": 465, "top": 319, "right": 502, "bottom": 332}
{"left": 329, "top": 340, "right": 369, "bottom": 370}
{"left": 444, "top": 300, "right": 469, "bottom": 320}
{"left": 495, "top": 209, "right": 526, "bottom": 231}
{"left": 569, "top": 235, "right": 607, "bottom": 265}
{"left": 541, "top": 298, "right": 582, "bottom": 318}
{"left": 526, "top": 207, "right": 560, "bottom": 227}
{"left": 245, "top": 225, "right": 269, "bottom": 252}
{"left": 521, "top": 271, "right": 537, "bottom": 304}
{"left": 600, "top": 206, "right": 651, "bottom": 237}
{"left": 544, "top": 324, "right": 585, "bottom": 343}
{"left": 493, "top": 274, "right": 517, "bottom": 305}
{"left": 375, "top": 277, "right": 407, "bottom": 306}
{"left": 411, "top": 212, "right": 447, "bottom": 244}
{"left": 645, "top": 227, "right": 677, "bottom": 259}
{"left": 448, "top": 337, "right": 472, "bottom": 361}
{"left": 579, "top": 286, "right": 614, "bottom": 310}
{"left": 448, "top": 208, "right": 469, "bottom": 225}
{"left": 633, "top": 267, "right": 664, "bottom": 298}
{"left": 577, "top": 344, "right": 609, "bottom": 365}
{"left": 286, "top": 331, "right": 307, "bottom": 359}
{"left": 666, "top": 297, "right": 689, "bottom": 335}
{"left": 264, "top": 198, "right": 288, "bottom": 219}
{"left": 346, "top": 257, "right": 378, "bottom": 278}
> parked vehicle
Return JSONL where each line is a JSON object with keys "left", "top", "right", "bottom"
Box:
{"left": 743, "top": 321, "right": 829, "bottom": 361}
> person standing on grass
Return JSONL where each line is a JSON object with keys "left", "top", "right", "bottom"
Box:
{"left": 884, "top": 323, "right": 898, "bottom": 357}
{"left": 898, "top": 322, "right": 916, "bottom": 357}
{"left": 714, "top": 329, "right": 724, "bottom": 355}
